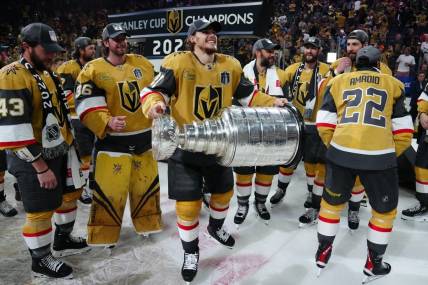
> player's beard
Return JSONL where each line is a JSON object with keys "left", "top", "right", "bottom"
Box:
{"left": 261, "top": 56, "right": 274, "bottom": 68}
{"left": 82, "top": 52, "right": 95, "bottom": 62}
{"left": 303, "top": 54, "right": 317, "bottom": 63}
{"left": 204, "top": 45, "right": 217, "bottom": 55}
{"left": 111, "top": 42, "right": 127, "bottom": 57}
{"left": 348, "top": 52, "right": 357, "bottom": 62}
{"left": 29, "top": 49, "right": 50, "bottom": 71}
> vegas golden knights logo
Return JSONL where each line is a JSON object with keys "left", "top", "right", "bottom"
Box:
{"left": 166, "top": 9, "right": 183, "bottom": 34}
{"left": 296, "top": 82, "right": 309, "bottom": 106}
{"left": 118, "top": 81, "right": 141, "bottom": 113}
{"left": 194, "top": 85, "right": 222, "bottom": 120}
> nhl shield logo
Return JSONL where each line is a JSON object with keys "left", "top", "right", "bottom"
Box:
{"left": 220, "top": 71, "right": 230, "bottom": 85}
{"left": 166, "top": 9, "right": 183, "bottom": 34}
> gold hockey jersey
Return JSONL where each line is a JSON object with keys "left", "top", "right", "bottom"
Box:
{"left": 418, "top": 83, "right": 428, "bottom": 113}
{"left": 316, "top": 68, "right": 413, "bottom": 170}
{"left": 283, "top": 62, "right": 330, "bottom": 122}
{"left": 330, "top": 57, "right": 392, "bottom": 76}
{"left": 57, "top": 59, "right": 83, "bottom": 119}
{"left": 75, "top": 54, "right": 154, "bottom": 153}
{"left": 0, "top": 62, "right": 73, "bottom": 150}
{"left": 140, "top": 51, "right": 276, "bottom": 126}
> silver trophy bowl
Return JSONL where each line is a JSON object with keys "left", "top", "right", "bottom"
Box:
{"left": 152, "top": 105, "right": 304, "bottom": 167}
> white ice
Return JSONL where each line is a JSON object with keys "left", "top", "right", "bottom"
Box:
{"left": 0, "top": 162, "right": 427, "bottom": 285}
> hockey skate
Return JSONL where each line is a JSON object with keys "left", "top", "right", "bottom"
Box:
{"left": 52, "top": 234, "right": 91, "bottom": 257}
{"left": 401, "top": 203, "right": 428, "bottom": 222}
{"left": 315, "top": 242, "right": 333, "bottom": 277}
{"left": 206, "top": 225, "right": 235, "bottom": 249}
{"left": 254, "top": 202, "right": 270, "bottom": 225}
{"left": 362, "top": 251, "right": 391, "bottom": 284}
{"left": 234, "top": 203, "right": 249, "bottom": 229}
{"left": 0, "top": 199, "right": 17, "bottom": 217}
{"left": 348, "top": 209, "right": 360, "bottom": 232}
{"left": 269, "top": 188, "right": 286, "bottom": 207}
{"left": 182, "top": 251, "right": 199, "bottom": 284}
{"left": 32, "top": 252, "right": 73, "bottom": 279}
{"left": 298, "top": 208, "right": 319, "bottom": 228}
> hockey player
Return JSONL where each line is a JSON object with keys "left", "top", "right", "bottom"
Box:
{"left": 233, "top": 38, "right": 286, "bottom": 225}
{"left": 75, "top": 23, "right": 162, "bottom": 247}
{"left": 318, "top": 29, "right": 393, "bottom": 230}
{"left": 57, "top": 37, "right": 96, "bottom": 204}
{"left": 0, "top": 150, "right": 17, "bottom": 217}
{"left": 269, "top": 37, "right": 329, "bottom": 220}
{"left": 0, "top": 23, "right": 88, "bottom": 279}
{"left": 140, "top": 19, "right": 287, "bottom": 284}
{"left": 315, "top": 46, "right": 413, "bottom": 283}
{"left": 401, "top": 82, "right": 428, "bottom": 221}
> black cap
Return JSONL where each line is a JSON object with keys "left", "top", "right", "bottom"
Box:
{"left": 102, "top": 23, "right": 129, "bottom": 40}
{"left": 303, "top": 37, "right": 321, "bottom": 49}
{"left": 252, "top": 38, "right": 280, "bottom": 54}
{"left": 187, "top": 19, "right": 221, "bottom": 37}
{"left": 356, "top": 46, "right": 380, "bottom": 66}
{"left": 20, "top": 23, "right": 64, "bottom": 52}
{"left": 348, "top": 29, "right": 369, "bottom": 44}
{"left": 74, "top": 37, "right": 92, "bottom": 50}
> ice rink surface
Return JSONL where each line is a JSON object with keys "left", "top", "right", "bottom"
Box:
{"left": 1, "top": 162, "right": 427, "bottom": 285}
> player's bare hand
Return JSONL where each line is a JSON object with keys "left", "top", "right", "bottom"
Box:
{"left": 420, "top": 113, "right": 428, "bottom": 130}
{"left": 335, "top": 57, "right": 352, "bottom": 74}
{"left": 148, "top": 101, "right": 166, "bottom": 119}
{"left": 37, "top": 169, "right": 57, "bottom": 190}
{"left": 274, "top": 98, "right": 288, "bottom": 107}
{"left": 108, "top": 116, "right": 127, "bottom": 131}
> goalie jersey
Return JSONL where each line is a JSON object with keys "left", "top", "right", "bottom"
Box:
{"left": 57, "top": 59, "right": 82, "bottom": 119}
{"left": 0, "top": 62, "right": 73, "bottom": 151}
{"left": 75, "top": 54, "right": 154, "bottom": 154}
{"left": 140, "top": 51, "right": 276, "bottom": 126}
{"left": 316, "top": 68, "right": 413, "bottom": 170}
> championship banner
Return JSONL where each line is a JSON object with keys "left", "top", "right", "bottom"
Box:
{"left": 108, "top": 2, "right": 264, "bottom": 38}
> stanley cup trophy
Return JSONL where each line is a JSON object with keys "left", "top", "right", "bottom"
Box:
{"left": 151, "top": 104, "right": 304, "bottom": 167}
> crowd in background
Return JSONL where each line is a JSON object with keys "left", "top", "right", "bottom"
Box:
{"left": 1, "top": 0, "right": 428, "bottom": 85}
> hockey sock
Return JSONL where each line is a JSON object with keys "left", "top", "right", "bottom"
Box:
{"left": 312, "top": 164, "right": 326, "bottom": 210}
{"left": 254, "top": 173, "right": 273, "bottom": 203}
{"left": 304, "top": 162, "right": 316, "bottom": 192}
{"left": 54, "top": 192, "right": 80, "bottom": 235}
{"left": 367, "top": 209, "right": 396, "bottom": 256}
{"left": 317, "top": 199, "right": 345, "bottom": 244}
{"left": 176, "top": 201, "right": 201, "bottom": 253}
{"left": 415, "top": 166, "right": 428, "bottom": 206}
{"left": 209, "top": 190, "right": 233, "bottom": 229}
{"left": 278, "top": 166, "right": 293, "bottom": 190}
{"left": 235, "top": 174, "right": 252, "bottom": 201}
{"left": 23, "top": 211, "right": 53, "bottom": 258}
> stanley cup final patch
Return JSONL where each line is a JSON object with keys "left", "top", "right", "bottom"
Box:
{"left": 220, "top": 71, "right": 230, "bottom": 85}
